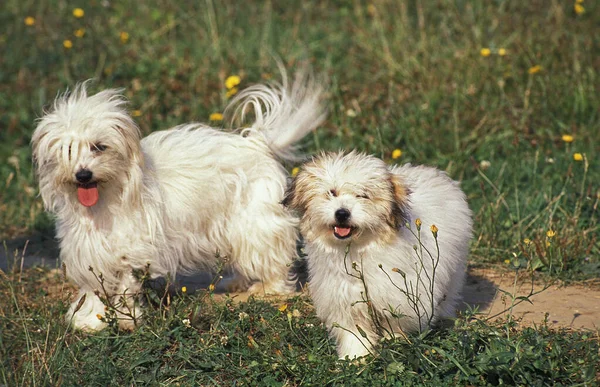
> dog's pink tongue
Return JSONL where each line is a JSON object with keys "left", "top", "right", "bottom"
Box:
{"left": 334, "top": 226, "right": 351, "bottom": 237}
{"left": 77, "top": 185, "right": 99, "bottom": 207}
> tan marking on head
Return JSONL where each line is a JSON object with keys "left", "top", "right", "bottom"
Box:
{"left": 389, "top": 173, "right": 410, "bottom": 229}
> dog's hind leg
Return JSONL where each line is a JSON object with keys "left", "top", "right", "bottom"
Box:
{"left": 229, "top": 196, "right": 298, "bottom": 295}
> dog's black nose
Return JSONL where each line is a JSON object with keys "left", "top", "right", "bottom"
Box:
{"left": 335, "top": 208, "right": 351, "bottom": 223}
{"left": 75, "top": 169, "right": 93, "bottom": 183}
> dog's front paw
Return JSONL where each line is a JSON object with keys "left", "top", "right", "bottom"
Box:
{"left": 67, "top": 291, "right": 108, "bottom": 332}
{"left": 247, "top": 280, "right": 296, "bottom": 296}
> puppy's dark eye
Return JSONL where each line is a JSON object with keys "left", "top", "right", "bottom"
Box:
{"left": 91, "top": 144, "right": 107, "bottom": 153}
{"left": 329, "top": 189, "right": 338, "bottom": 197}
{"left": 357, "top": 193, "right": 369, "bottom": 199}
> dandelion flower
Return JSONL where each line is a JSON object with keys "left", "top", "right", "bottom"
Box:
{"left": 528, "top": 65, "right": 542, "bottom": 75}
{"left": 291, "top": 167, "right": 300, "bottom": 177}
{"left": 278, "top": 304, "right": 288, "bottom": 312}
{"left": 73, "top": 8, "right": 85, "bottom": 18}
{"left": 546, "top": 230, "right": 556, "bottom": 238}
{"left": 561, "top": 134, "right": 574, "bottom": 143}
{"left": 24, "top": 16, "right": 35, "bottom": 26}
{"left": 96, "top": 314, "right": 103, "bottom": 320}
{"left": 120, "top": 31, "right": 129, "bottom": 44}
{"left": 392, "top": 149, "right": 402, "bottom": 159}
{"left": 181, "top": 286, "right": 187, "bottom": 293}
{"left": 225, "top": 75, "right": 241, "bottom": 90}
{"left": 225, "top": 87, "right": 238, "bottom": 98}
{"left": 573, "top": 153, "right": 583, "bottom": 161}
{"left": 132, "top": 110, "right": 142, "bottom": 117}
{"left": 209, "top": 112, "right": 223, "bottom": 121}
{"left": 208, "top": 284, "right": 215, "bottom": 292}
{"left": 63, "top": 39, "right": 73, "bottom": 49}
{"left": 415, "top": 218, "right": 422, "bottom": 229}
{"left": 480, "top": 48, "right": 491, "bottom": 57}
{"left": 574, "top": 4, "right": 585, "bottom": 14}
{"left": 504, "top": 259, "right": 510, "bottom": 265}
{"left": 498, "top": 48, "right": 507, "bottom": 56}
{"left": 523, "top": 238, "right": 532, "bottom": 245}
{"left": 74, "top": 28, "right": 85, "bottom": 38}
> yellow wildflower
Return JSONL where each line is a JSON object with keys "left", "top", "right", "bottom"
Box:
{"left": 391, "top": 149, "right": 402, "bottom": 159}
{"left": 528, "top": 65, "right": 542, "bottom": 75}
{"left": 523, "top": 238, "right": 532, "bottom": 245}
{"left": 132, "top": 110, "right": 142, "bottom": 117}
{"left": 209, "top": 112, "right": 224, "bottom": 121}
{"left": 63, "top": 39, "right": 73, "bottom": 49}
{"left": 208, "top": 284, "right": 215, "bottom": 292}
{"left": 291, "top": 167, "right": 300, "bottom": 177}
{"left": 225, "top": 75, "right": 241, "bottom": 90}
{"left": 574, "top": 4, "right": 585, "bottom": 14}
{"left": 430, "top": 224, "right": 438, "bottom": 236}
{"left": 498, "top": 48, "right": 507, "bottom": 56}
{"left": 96, "top": 314, "right": 103, "bottom": 320}
{"left": 120, "top": 31, "right": 129, "bottom": 44}
{"left": 74, "top": 28, "right": 85, "bottom": 38}
{"left": 561, "top": 134, "right": 574, "bottom": 143}
{"left": 504, "top": 259, "right": 510, "bottom": 265}
{"left": 24, "top": 16, "right": 35, "bottom": 26}
{"left": 415, "top": 218, "right": 422, "bottom": 229}
{"left": 181, "top": 286, "right": 187, "bottom": 293}
{"left": 546, "top": 230, "right": 556, "bottom": 238}
{"left": 226, "top": 87, "right": 238, "bottom": 98}
{"left": 480, "top": 48, "right": 491, "bottom": 57}
{"left": 573, "top": 153, "right": 583, "bottom": 161}
{"left": 73, "top": 8, "right": 85, "bottom": 18}
{"left": 278, "top": 304, "right": 288, "bottom": 312}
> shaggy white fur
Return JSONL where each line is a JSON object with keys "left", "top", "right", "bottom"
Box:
{"left": 32, "top": 71, "right": 326, "bottom": 331}
{"left": 284, "top": 151, "right": 472, "bottom": 359}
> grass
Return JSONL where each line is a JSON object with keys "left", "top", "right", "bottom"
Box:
{"left": 1, "top": 0, "right": 599, "bottom": 385}
{"left": 2, "top": 268, "right": 598, "bottom": 386}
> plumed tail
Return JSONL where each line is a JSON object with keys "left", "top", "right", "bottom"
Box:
{"left": 226, "top": 67, "right": 327, "bottom": 161}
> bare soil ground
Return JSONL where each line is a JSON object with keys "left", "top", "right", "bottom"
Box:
{"left": 464, "top": 268, "right": 600, "bottom": 330}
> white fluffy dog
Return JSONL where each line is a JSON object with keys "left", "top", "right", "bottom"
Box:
{"left": 31, "top": 71, "right": 326, "bottom": 331}
{"left": 283, "top": 151, "right": 472, "bottom": 359}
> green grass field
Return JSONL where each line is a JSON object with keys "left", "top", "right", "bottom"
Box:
{"left": 1, "top": 0, "right": 598, "bottom": 385}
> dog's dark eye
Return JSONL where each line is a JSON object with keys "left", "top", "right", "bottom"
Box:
{"left": 91, "top": 144, "right": 107, "bottom": 153}
{"left": 329, "top": 189, "right": 338, "bottom": 197}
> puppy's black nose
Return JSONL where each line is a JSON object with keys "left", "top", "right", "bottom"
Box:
{"left": 75, "top": 169, "right": 93, "bottom": 183}
{"left": 335, "top": 208, "right": 351, "bottom": 223}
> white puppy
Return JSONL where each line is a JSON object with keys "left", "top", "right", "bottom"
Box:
{"left": 283, "top": 151, "right": 472, "bottom": 359}
{"left": 31, "top": 71, "right": 326, "bottom": 331}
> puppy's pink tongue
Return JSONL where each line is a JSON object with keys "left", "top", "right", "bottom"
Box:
{"left": 334, "top": 226, "right": 351, "bottom": 237}
{"left": 77, "top": 185, "right": 99, "bottom": 207}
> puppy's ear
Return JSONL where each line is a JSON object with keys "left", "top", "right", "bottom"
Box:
{"left": 282, "top": 175, "right": 302, "bottom": 213}
{"left": 283, "top": 169, "right": 314, "bottom": 215}
{"left": 389, "top": 173, "right": 410, "bottom": 228}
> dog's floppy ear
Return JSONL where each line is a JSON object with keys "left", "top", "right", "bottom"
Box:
{"left": 282, "top": 175, "right": 302, "bottom": 213}
{"left": 389, "top": 173, "right": 410, "bottom": 229}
